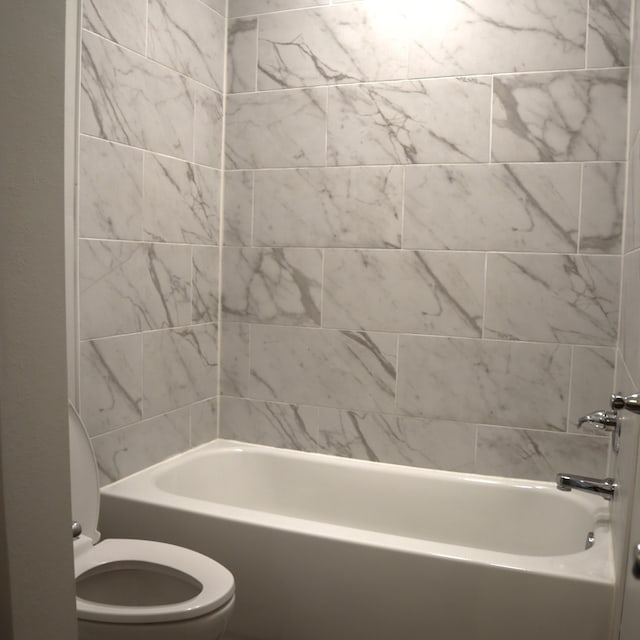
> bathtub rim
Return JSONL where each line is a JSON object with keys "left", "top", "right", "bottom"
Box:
{"left": 100, "top": 439, "right": 615, "bottom": 586}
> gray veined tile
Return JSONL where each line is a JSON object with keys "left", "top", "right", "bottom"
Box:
{"left": 228, "top": 18, "right": 258, "bottom": 94}
{"left": 229, "top": 0, "right": 329, "bottom": 18}
{"left": 475, "top": 427, "right": 608, "bottom": 482}
{"left": 257, "top": 3, "right": 409, "bottom": 90}
{"left": 81, "top": 31, "right": 194, "bottom": 160}
{"left": 317, "top": 409, "right": 476, "bottom": 472}
{"left": 397, "top": 336, "right": 571, "bottom": 430}
{"left": 327, "top": 78, "right": 491, "bottom": 166}
{"left": 190, "top": 398, "right": 217, "bottom": 446}
{"left": 200, "top": 0, "right": 227, "bottom": 16}
{"left": 588, "top": 0, "right": 631, "bottom": 68}
{"left": 194, "top": 85, "right": 224, "bottom": 169}
{"left": 225, "top": 88, "right": 327, "bottom": 169}
{"left": 253, "top": 167, "right": 402, "bottom": 248}
{"left": 250, "top": 326, "right": 397, "bottom": 413}
{"left": 403, "top": 164, "right": 580, "bottom": 252}
{"left": 83, "top": 0, "right": 147, "bottom": 54}
{"left": 580, "top": 163, "right": 624, "bottom": 254}
{"left": 219, "top": 397, "right": 319, "bottom": 451}
{"left": 220, "top": 322, "right": 251, "bottom": 397}
{"left": 79, "top": 240, "right": 191, "bottom": 339}
{"left": 620, "top": 250, "right": 640, "bottom": 385}
{"left": 80, "top": 334, "right": 143, "bottom": 437}
{"left": 92, "top": 408, "right": 190, "bottom": 484}
{"left": 144, "top": 154, "right": 220, "bottom": 245}
{"left": 492, "top": 69, "right": 628, "bottom": 162}
{"left": 224, "top": 171, "right": 254, "bottom": 246}
{"left": 222, "top": 248, "right": 322, "bottom": 326}
{"left": 192, "top": 246, "right": 220, "bottom": 323}
{"left": 408, "top": 0, "right": 586, "bottom": 78}
{"left": 148, "top": 0, "right": 226, "bottom": 91}
{"left": 485, "top": 254, "right": 620, "bottom": 345}
{"left": 323, "top": 250, "right": 484, "bottom": 337}
{"left": 625, "top": 139, "right": 640, "bottom": 253}
{"left": 79, "top": 135, "right": 143, "bottom": 241}
{"left": 568, "top": 346, "right": 615, "bottom": 434}
{"left": 143, "top": 323, "right": 218, "bottom": 417}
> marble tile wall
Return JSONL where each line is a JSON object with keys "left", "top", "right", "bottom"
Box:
{"left": 78, "top": 0, "right": 225, "bottom": 483}
{"left": 219, "top": 0, "right": 631, "bottom": 482}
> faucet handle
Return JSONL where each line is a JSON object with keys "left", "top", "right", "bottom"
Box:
{"left": 577, "top": 410, "right": 619, "bottom": 432}
{"left": 611, "top": 393, "right": 640, "bottom": 414}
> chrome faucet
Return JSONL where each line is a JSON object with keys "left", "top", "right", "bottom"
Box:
{"left": 556, "top": 474, "right": 617, "bottom": 500}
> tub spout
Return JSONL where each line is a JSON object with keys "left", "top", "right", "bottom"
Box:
{"left": 556, "top": 474, "right": 616, "bottom": 500}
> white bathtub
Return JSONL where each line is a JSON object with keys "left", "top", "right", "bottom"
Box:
{"left": 100, "top": 440, "right": 614, "bottom": 640}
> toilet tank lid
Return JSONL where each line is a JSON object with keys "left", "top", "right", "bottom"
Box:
{"left": 69, "top": 403, "right": 100, "bottom": 544}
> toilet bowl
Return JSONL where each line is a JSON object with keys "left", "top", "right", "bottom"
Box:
{"left": 69, "top": 404, "right": 235, "bottom": 640}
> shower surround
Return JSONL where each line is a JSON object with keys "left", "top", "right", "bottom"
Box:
{"left": 219, "top": 0, "right": 630, "bottom": 480}
{"left": 76, "top": 0, "right": 632, "bottom": 484}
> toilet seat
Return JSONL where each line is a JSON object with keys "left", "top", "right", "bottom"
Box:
{"left": 68, "top": 403, "right": 235, "bottom": 627}
{"left": 75, "top": 538, "right": 234, "bottom": 624}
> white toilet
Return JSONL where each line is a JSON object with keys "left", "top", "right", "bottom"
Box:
{"left": 69, "top": 404, "right": 235, "bottom": 639}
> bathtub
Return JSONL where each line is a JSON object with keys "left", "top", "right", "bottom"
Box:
{"left": 99, "top": 440, "right": 614, "bottom": 640}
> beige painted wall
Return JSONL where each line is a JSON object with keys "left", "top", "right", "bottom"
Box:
{"left": 0, "top": 1, "right": 78, "bottom": 638}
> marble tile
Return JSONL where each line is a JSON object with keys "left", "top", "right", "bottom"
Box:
{"left": 144, "top": 154, "right": 220, "bottom": 245}
{"left": 323, "top": 250, "right": 484, "bottom": 337}
{"left": 620, "top": 250, "right": 640, "bottom": 384}
{"left": 222, "top": 248, "right": 322, "bottom": 326}
{"left": 492, "top": 69, "right": 628, "bottom": 162}
{"left": 588, "top": 0, "right": 631, "bottom": 68}
{"left": 317, "top": 409, "right": 476, "bottom": 472}
{"left": 475, "top": 427, "right": 608, "bottom": 481}
{"left": 485, "top": 254, "right": 620, "bottom": 345}
{"left": 403, "top": 164, "right": 580, "bottom": 252}
{"left": 194, "top": 85, "right": 224, "bottom": 168}
{"left": 580, "top": 163, "right": 625, "bottom": 254}
{"left": 228, "top": 18, "right": 258, "bottom": 93}
{"left": 80, "top": 240, "right": 191, "bottom": 339}
{"left": 408, "top": 0, "right": 586, "bottom": 78}
{"left": 397, "top": 336, "right": 571, "bottom": 430}
{"left": 192, "top": 246, "right": 220, "bottom": 323}
{"left": 80, "top": 334, "right": 143, "bottom": 436}
{"left": 143, "top": 323, "right": 218, "bottom": 417}
{"left": 92, "top": 408, "right": 190, "bottom": 484}
{"left": 190, "top": 398, "right": 217, "bottom": 446}
{"left": 83, "top": 0, "right": 146, "bottom": 54}
{"left": 219, "top": 397, "right": 318, "bottom": 450}
{"left": 257, "top": 3, "right": 409, "bottom": 89}
{"left": 79, "top": 135, "right": 143, "bottom": 240}
{"left": 253, "top": 167, "right": 402, "bottom": 248}
{"left": 220, "top": 322, "right": 251, "bottom": 397}
{"left": 224, "top": 172, "right": 253, "bottom": 246}
{"left": 327, "top": 78, "right": 491, "bottom": 166}
{"left": 625, "top": 138, "right": 640, "bottom": 253}
{"left": 250, "top": 326, "right": 397, "bottom": 412}
{"left": 568, "top": 346, "right": 615, "bottom": 433}
{"left": 148, "top": 0, "right": 226, "bottom": 91}
{"left": 225, "top": 88, "right": 327, "bottom": 169}
{"left": 81, "top": 31, "right": 194, "bottom": 160}
{"left": 229, "top": 0, "right": 329, "bottom": 18}
{"left": 630, "top": 8, "right": 640, "bottom": 143}
{"left": 200, "top": 0, "right": 227, "bottom": 16}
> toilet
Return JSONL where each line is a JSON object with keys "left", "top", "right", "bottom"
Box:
{"left": 69, "top": 404, "right": 235, "bottom": 640}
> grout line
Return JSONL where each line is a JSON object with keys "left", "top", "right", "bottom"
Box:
{"left": 255, "top": 15, "right": 260, "bottom": 92}
{"left": 250, "top": 171, "right": 256, "bottom": 246}
{"left": 577, "top": 163, "right": 585, "bottom": 253}
{"left": 488, "top": 76, "right": 494, "bottom": 163}
{"left": 481, "top": 253, "right": 489, "bottom": 338}
{"left": 215, "top": 0, "right": 232, "bottom": 440}
{"left": 566, "top": 346, "right": 575, "bottom": 433}
{"left": 144, "top": 0, "right": 149, "bottom": 57}
{"left": 399, "top": 166, "right": 406, "bottom": 249}
{"left": 320, "top": 249, "right": 325, "bottom": 327}
{"left": 584, "top": 0, "right": 591, "bottom": 69}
